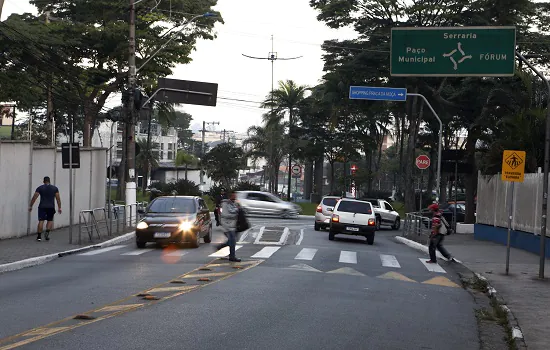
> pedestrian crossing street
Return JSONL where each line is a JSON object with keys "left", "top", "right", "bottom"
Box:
{"left": 77, "top": 244, "right": 450, "bottom": 274}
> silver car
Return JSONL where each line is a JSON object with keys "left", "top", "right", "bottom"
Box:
{"left": 235, "top": 191, "right": 301, "bottom": 218}
{"left": 314, "top": 196, "right": 340, "bottom": 231}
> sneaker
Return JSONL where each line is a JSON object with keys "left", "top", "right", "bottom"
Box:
{"left": 426, "top": 260, "right": 436, "bottom": 264}
{"left": 36, "top": 237, "right": 41, "bottom": 242}
{"left": 228, "top": 257, "right": 241, "bottom": 262}
{"left": 45, "top": 231, "right": 50, "bottom": 241}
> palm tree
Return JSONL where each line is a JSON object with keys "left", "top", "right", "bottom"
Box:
{"left": 136, "top": 138, "right": 159, "bottom": 192}
{"left": 175, "top": 151, "right": 197, "bottom": 181}
{"left": 261, "top": 80, "right": 308, "bottom": 199}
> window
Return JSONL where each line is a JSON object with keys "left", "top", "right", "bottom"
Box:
{"left": 168, "top": 143, "right": 174, "bottom": 150}
{"left": 366, "top": 199, "right": 380, "bottom": 208}
{"left": 322, "top": 197, "right": 338, "bottom": 207}
{"left": 336, "top": 200, "right": 372, "bottom": 215}
{"left": 160, "top": 143, "right": 164, "bottom": 150}
{"left": 160, "top": 151, "right": 164, "bottom": 159}
{"left": 198, "top": 199, "right": 207, "bottom": 210}
{"left": 167, "top": 151, "right": 174, "bottom": 160}
{"left": 385, "top": 202, "right": 394, "bottom": 212}
{"left": 116, "top": 150, "right": 123, "bottom": 158}
{"left": 148, "top": 197, "right": 196, "bottom": 213}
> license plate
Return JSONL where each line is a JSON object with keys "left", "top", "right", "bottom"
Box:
{"left": 346, "top": 227, "right": 359, "bottom": 232}
{"left": 154, "top": 232, "right": 171, "bottom": 238}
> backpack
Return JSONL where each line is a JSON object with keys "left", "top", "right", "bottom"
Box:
{"left": 236, "top": 208, "right": 250, "bottom": 233}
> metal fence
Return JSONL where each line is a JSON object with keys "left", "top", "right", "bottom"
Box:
{"left": 76, "top": 202, "right": 148, "bottom": 244}
{"left": 402, "top": 212, "right": 431, "bottom": 244}
{"left": 476, "top": 170, "right": 549, "bottom": 236}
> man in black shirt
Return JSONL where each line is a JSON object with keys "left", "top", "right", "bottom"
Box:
{"left": 29, "top": 176, "right": 62, "bottom": 241}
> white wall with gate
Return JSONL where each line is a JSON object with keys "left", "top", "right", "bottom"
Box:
{"left": 0, "top": 141, "right": 106, "bottom": 239}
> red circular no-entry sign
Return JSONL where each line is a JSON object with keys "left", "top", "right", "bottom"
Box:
{"left": 416, "top": 155, "right": 431, "bottom": 170}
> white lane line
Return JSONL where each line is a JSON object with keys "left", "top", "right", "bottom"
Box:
{"left": 79, "top": 245, "right": 126, "bottom": 256}
{"left": 279, "top": 227, "right": 290, "bottom": 245}
{"left": 251, "top": 246, "right": 281, "bottom": 259}
{"left": 294, "top": 248, "right": 317, "bottom": 261}
{"left": 209, "top": 245, "right": 243, "bottom": 258}
{"left": 296, "top": 229, "right": 304, "bottom": 245}
{"left": 380, "top": 254, "right": 401, "bottom": 268}
{"left": 419, "top": 258, "right": 447, "bottom": 273}
{"left": 339, "top": 251, "right": 357, "bottom": 264}
{"left": 165, "top": 250, "right": 188, "bottom": 257}
{"left": 121, "top": 249, "right": 154, "bottom": 256}
{"left": 253, "top": 227, "right": 266, "bottom": 244}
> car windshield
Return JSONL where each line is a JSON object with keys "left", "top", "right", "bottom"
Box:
{"left": 322, "top": 197, "right": 338, "bottom": 207}
{"left": 337, "top": 200, "right": 372, "bottom": 214}
{"left": 147, "top": 197, "right": 196, "bottom": 213}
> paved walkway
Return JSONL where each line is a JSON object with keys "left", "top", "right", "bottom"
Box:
{"left": 445, "top": 234, "right": 550, "bottom": 350}
{"left": 0, "top": 223, "right": 133, "bottom": 265}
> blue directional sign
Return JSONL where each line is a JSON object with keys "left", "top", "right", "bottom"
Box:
{"left": 349, "top": 86, "right": 407, "bottom": 102}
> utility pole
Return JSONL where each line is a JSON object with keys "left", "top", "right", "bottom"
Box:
{"left": 45, "top": 11, "right": 57, "bottom": 185}
{"left": 0, "top": 0, "right": 5, "bottom": 19}
{"left": 200, "top": 121, "right": 219, "bottom": 190}
{"left": 243, "top": 35, "right": 302, "bottom": 195}
{"left": 126, "top": 0, "right": 137, "bottom": 209}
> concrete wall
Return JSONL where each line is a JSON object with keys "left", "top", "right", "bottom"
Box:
{"left": 0, "top": 141, "right": 106, "bottom": 239}
{"left": 155, "top": 169, "right": 214, "bottom": 192}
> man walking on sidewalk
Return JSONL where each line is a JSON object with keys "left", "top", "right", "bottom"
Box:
{"left": 426, "top": 203, "right": 455, "bottom": 264}
{"left": 29, "top": 176, "right": 62, "bottom": 242}
{"left": 216, "top": 191, "right": 241, "bottom": 262}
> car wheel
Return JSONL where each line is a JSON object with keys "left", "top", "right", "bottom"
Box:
{"left": 328, "top": 231, "right": 335, "bottom": 241}
{"left": 190, "top": 232, "right": 200, "bottom": 248}
{"left": 204, "top": 225, "right": 212, "bottom": 243}
{"left": 375, "top": 216, "right": 381, "bottom": 230}
{"left": 136, "top": 241, "right": 146, "bottom": 249}
{"left": 366, "top": 234, "right": 374, "bottom": 245}
{"left": 314, "top": 223, "right": 320, "bottom": 231}
{"left": 392, "top": 218, "right": 401, "bottom": 230}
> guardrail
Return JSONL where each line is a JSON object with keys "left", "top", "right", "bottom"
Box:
{"left": 76, "top": 202, "right": 148, "bottom": 245}
{"left": 402, "top": 212, "right": 431, "bottom": 244}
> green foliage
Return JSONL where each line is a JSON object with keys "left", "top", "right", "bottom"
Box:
{"left": 233, "top": 181, "right": 261, "bottom": 192}
{"left": 203, "top": 143, "right": 246, "bottom": 187}
{"left": 150, "top": 179, "right": 201, "bottom": 196}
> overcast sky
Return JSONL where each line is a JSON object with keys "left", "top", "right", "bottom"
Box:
{"left": 2, "top": 0, "right": 356, "bottom": 133}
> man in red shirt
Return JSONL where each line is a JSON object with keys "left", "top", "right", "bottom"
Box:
{"left": 426, "top": 203, "right": 455, "bottom": 264}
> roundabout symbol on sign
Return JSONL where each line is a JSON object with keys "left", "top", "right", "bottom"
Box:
{"left": 416, "top": 155, "right": 431, "bottom": 170}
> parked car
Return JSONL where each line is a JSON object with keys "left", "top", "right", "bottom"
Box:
{"left": 329, "top": 198, "right": 377, "bottom": 245}
{"left": 235, "top": 191, "right": 301, "bottom": 218}
{"left": 314, "top": 196, "right": 340, "bottom": 231}
{"left": 135, "top": 196, "right": 212, "bottom": 249}
{"left": 362, "top": 198, "right": 401, "bottom": 230}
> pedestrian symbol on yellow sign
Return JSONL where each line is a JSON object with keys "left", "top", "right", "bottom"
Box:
{"left": 501, "top": 150, "right": 526, "bottom": 183}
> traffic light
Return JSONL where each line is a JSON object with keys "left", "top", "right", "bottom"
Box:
{"left": 351, "top": 164, "right": 358, "bottom": 176}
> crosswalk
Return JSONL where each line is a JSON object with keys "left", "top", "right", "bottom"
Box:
{"left": 76, "top": 244, "right": 449, "bottom": 274}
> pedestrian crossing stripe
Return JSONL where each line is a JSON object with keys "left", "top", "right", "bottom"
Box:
{"left": 422, "top": 276, "right": 461, "bottom": 288}
{"left": 147, "top": 286, "right": 199, "bottom": 293}
{"left": 326, "top": 267, "right": 365, "bottom": 276}
{"left": 377, "top": 272, "right": 416, "bottom": 283}
{"left": 96, "top": 304, "right": 144, "bottom": 312}
{"left": 285, "top": 263, "right": 322, "bottom": 273}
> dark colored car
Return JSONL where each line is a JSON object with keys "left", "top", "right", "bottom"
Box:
{"left": 135, "top": 196, "right": 212, "bottom": 249}
{"left": 420, "top": 203, "right": 466, "bottom": 227}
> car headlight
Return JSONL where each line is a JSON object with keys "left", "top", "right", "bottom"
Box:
{"left": 136, "top": 221, "right": 148, "bottom": 230}
{"left": 179, "top": 221, "right": 193, "bottom": 231}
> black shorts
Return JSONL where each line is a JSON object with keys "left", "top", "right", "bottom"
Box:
{"left": 38, "top": 208, "right": 56, "bottom": 222}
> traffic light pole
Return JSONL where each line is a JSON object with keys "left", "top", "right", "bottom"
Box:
{"left": 126, "top": 0, "right": 137, "bottom": 215}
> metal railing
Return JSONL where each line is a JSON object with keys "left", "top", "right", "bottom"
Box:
{"left": 402, "top": 212, "right": 431, "bottom": 244}
{"left": 76, "top": 202, "right": 148, "bottom": 245}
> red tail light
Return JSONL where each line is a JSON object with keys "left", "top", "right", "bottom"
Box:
{"left": 332, "top": 214, "right": 340, "bottom": 222}
{"left": 316, "top": 205, "right": 322, "bottom": 213}
{"left": 368, "top": 219, "right": 376, "bottom": 226}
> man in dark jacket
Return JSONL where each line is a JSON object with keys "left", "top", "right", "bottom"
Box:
{"left": 426, "top": 203, "right": 456, "bottom": 264}
{"left": 214, "top": 188, "right": 227, "bottom": 227}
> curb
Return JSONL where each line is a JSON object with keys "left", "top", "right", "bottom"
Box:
{"left": 394, "top": 235, "right": 526, "bottom": 349}
{"left": 0, "top": 231, "right": 135, "bottom": 274}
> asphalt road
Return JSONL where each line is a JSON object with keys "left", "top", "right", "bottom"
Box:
{"left": 0, "top": 216, "right": 480, "bottom": 350}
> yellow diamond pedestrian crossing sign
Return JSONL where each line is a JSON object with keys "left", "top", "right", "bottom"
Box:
{"left": 501, "top": 150, "right": 526, "bottom": 182}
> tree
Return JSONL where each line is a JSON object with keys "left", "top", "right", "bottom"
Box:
{"left": 175, "top": 151, "right": 197, "bottom": 181}
{"left": 2, "top": 0, "right": 222, "bottom": 146}
{"left": 203, "top": 143, "right": 245, "bottom": 188}
{"left": 135, "top": 138, "right": 159, "bottom": 192}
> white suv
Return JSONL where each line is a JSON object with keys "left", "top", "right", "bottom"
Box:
{"left": 329, "top": 199, "right": 377, "bottom": 245}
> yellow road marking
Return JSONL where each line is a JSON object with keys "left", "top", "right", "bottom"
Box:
{"left": 182, "top": 272, "right": 231, "bottom": 278}
{"left": 207, "top": 261, "right": 258, "bottom": 267}
{"left": 0, "top": 259, "right": 262, "bottom": 350}
{"left": 422, "top": 276, "right": 461, "bottom": 288}
{"left": 96, "top": 304, "right": 144, "bottom": 313}
{"left": 326, "top": 267, "right": 365, "bottom": 276}
{"left": 377, "top": 272, "right": 417, "bottom": 283}
{"left": 147, "top": 286, "right": 198, "bottom": 293}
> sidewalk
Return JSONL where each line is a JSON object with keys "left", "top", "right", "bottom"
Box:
{"left": 444, "top": 234, "right": 550, "bottom": 350}
{"left": 0, "top": 224, "right": 134, "bottom": 265}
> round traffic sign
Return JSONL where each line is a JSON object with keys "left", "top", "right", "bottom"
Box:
{"left": 291, "top": 164, "right": 302, "bottom": 176}
{"left": 416, "top": 155, "right": 431, "bottom": 169}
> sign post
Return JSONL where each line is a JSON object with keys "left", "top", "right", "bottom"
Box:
{"left": 390, "top": 26, "right": 516, "bottom": 77}
{"left": 416, "top": 155, "right": 431, "bottom": 210}
{"left": 501, "top": 150, "right": 526, "bottom": 275}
